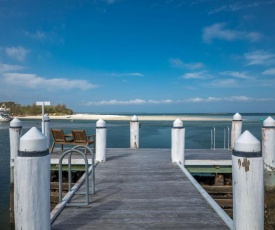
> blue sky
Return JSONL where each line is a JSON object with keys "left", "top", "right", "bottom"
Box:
{"left": 1, "top": 0, "right": 275, "bottom": 113}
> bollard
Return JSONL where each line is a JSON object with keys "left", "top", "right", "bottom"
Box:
{"left": 96, "top": 119, "right": 107, "bottom": 162}
{"left": 231, "top": 112, "right": 242, "bottom": 150}
{"left": 43, "top": 114, "right": 50, "bottom": 149}
{"left": 232, "top": 130, "right": 264, "bottom": 230}
{"left": 262, "top": 116, "right": 275, "bottom": 190}
{"left": 14, "top": 127, "right": 50, "bottom": 230}
{"left": 171, "top": 118, "right": 185, "bottom": 164}
{"left": 9, "top": 118, "right": 22, "bottom": 224}
{"left": 130, "top": 115, "right": 139, "bottom": 149}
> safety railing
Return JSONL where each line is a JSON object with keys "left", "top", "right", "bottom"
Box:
{"left": 58, "top": 145, "right": 95, "bottom": 206}
{"left": 211, "top": 127, "right": 230, "bottom": 150}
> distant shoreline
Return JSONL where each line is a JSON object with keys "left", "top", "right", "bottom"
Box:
{"left": 18, "top": 114, "right": 232, "bottom": 121}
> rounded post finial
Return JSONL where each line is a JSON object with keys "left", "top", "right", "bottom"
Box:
{"left": 234, "top": 130, "right": 260, "bottom": 152}
{"left": 96, "top": 119, "right": 106, "bottom": 127}
{"left": 20, "top": 127, "right": 47, "bottom": 152}
{"left": 10, "top": 118, "right": 22, "bottom": 128}
{"left": 173, "top": 118, "right": 183, "bottom": 128}
{"left": 233, "top": 113, "right": 242, "bottom": 121}
{"left": 263, "top": 116, "right": 275, "bottom": 127}
{"left": 132, "top": 115, "right": 138, "bottom": 121}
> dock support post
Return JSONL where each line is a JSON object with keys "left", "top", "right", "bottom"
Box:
{"left": 96, "top": 119, "right": 107, "bottom": 162}
{"left": 43, "top": 114, "right": 50, "bottom": 149}
{"left": 171, "top": 118, "right": 185, "bottom": 164}
{"left": 14, "top": 127, "right": 50, "bottom": 230}
{"left": 262, "top": 116, "right": 275, "bottom": 190}
{"left": 232, "top": 130, "right": 264, "bottom": 230}
{"left": 231, "top": 113, "right": 242, "bottom": 150}
{"left": 130, "top": 115, "right": 139, "bottom": 149}
{"left": 9, "top": 118, "right": 22, "bottom": 224}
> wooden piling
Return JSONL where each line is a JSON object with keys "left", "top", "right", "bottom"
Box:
{"left": 14, "top": 127, "right": 50, "bottom": 230}
{"left": 9, "top": 118, "right": 22, "bottom": 224}
{"left": 96, "top": 119, "right": 107, "bottom": 162}
{"left": 230, "top": 113, "right": 242, "bottom": 150}
{"left": 171, "top": 118, "right": 185, "bottom": 164}
{"left": 130, "top": 115, "right": 139, "bottom": 149}
{"left": 232, "top": 130, "right": 264, "bottom": 230}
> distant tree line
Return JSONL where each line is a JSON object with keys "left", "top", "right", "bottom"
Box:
{"left": 0, "top": 101, "right": 74, "bottom": 116}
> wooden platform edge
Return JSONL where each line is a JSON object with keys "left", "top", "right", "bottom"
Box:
{"left": 185, "top": 160, "right": 232, "bottom": 166}
{"left": 50, "top": 163, "right": 96, "bottom": 224}
{"left": 177, "top": 162, "right": 234, "bottom": 230}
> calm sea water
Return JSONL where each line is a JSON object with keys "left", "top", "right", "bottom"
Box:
{"left": 0, "top": 113, "right": 268, "bottom": 229}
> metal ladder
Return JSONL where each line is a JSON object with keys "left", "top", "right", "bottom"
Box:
{"left": 211, "top": 127, "right": 230, "bottom": 150}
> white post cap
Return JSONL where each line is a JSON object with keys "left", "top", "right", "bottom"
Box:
{"left": 234, "top": 130, "right": 260, "bottom": 152}
{"left": 96, "top": 119, "right": 106, "bottom": 127}
{"left": 10, "top": 118, "right": 22, "bottom": 128}
{"left": 132, "top": 115, "right": 138, "bottom": 121}
{"left": 20, "top": 127, "right": 47, "bottom": 152}
{"left": 173, "top": 118, "right": 183, "bottom": 128}
{"left": 43, "top": 114, "right": 50, "bottom": 121}
{"left": 263, "top": 116, "right": 275, "bottom": 127}
{"left": 233, "top": 113, "right": 242, "bottom": 121}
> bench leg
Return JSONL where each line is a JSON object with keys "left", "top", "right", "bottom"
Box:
{"left": 50, "top": 142, "right": 55, "bottom": 153}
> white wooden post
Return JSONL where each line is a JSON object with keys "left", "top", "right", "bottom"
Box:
{"left": 43, "top": 114, "right": 50, "bottom": 149}
{"left": 262, "top": 116, "right": 275, "bottom": 190}
{"left": 232, "top": 130, "right": 264, "bottom": 230}
{"left": 130, "top": 115, "right": 139, "bottom": 149}
{"left": 231, "top": 112, "right": 242, "bottom": 150}
{"left": 14, "top": 127, "right": 50, "bottom": 230}
{"left": 9, "top": 118, "right": 22, "bottom": 223}
{"left": 96, "top": 119, "right": 107, "bottom": 162}
{"left": 171, "top": 118, "right": 185, "bottom": 164}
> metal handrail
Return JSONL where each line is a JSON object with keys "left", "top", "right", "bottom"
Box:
{"left": 58, "top": 146, "right": 95, "bottom": 206}
{"left": 224, "top": 127, "right": 230, "bottom": 150}
{"left": 211, "top": 127, "right": 215, "bottom": 150}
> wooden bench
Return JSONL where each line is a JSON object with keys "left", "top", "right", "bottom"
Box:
{"left": 50, "top": 129, "right": 95, "bottom": 153}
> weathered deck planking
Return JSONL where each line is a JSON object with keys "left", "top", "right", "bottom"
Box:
{"left": 51, "top": 148, "right": 229, "bottom": 229}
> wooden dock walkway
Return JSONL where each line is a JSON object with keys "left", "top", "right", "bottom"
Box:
{"left": 51, "top": 148, "right": 230, "bottom": 229}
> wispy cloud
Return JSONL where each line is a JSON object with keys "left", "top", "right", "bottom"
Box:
{"left": 1, "top": 73, "right": 97, "bottom": 90}
{"left": 169, "top": 58, "right": 204, "bottom": 70}
{"left": 85, "top": 96, "right": 274, "bottom": 106}
{"left": 244, "top": 50, "right": 275, "bottom": 66}
{"left": 111, "top": 72, "right": 144, "bottom": 77}
{"left": 24, "top": 30, "right": 46, "bottom": 40}
{"left": 207, "top": 79, "right": 238, "bottom": 88}
{"left": 262, "top": 68, "right": 275, "bottom": 75}
{"left": 0, "top": 63, "right": 25, "bottom": 73}
{"left": 102, "top": 0, "right": 120, "bottom": 4}
{"left": 182, "top": 71, "right": 212, "bottom": 79}
{"left": 203, "top": 23, "right": 262, "bottom": 43}
{"left": 208, "top": 1, "right": 275, "bottom": 14}
{"left": 5, "top": 46, "right": 29, "bottom": 62}
{"left": 220, "top": 71, "right": 253, "bottom": 79}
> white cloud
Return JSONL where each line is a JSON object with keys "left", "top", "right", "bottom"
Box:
{"left": 220, "top": 71, "right": 253, "bottom": 79}
{"left": 182, "top": 71, "right": 212, "bottom": 79}
{"left": 208, "top": 1, "right": 275, "bottom": 14}
{"left": 262, "top": 68, "right": 275, "bottom": 75}
{"left": 245, "top": 50, "right": 275, "bottom": 66}
{"left": 0, "top": 63, "right": 25, "bottom": 73}
{"left": 102, "top": 0, "right": 120, "bottom": 4}
{"left": 169, "top": 58, "right": 204, "bottom": 70}
{"left": 203, "top": 23, "right": 262, "bottom": 43}
{"left": 1, "top": 73, "right": 97, "bottom": 90}
{"left": 5, "top": 46, "right": 30, "bottom": 62}
{"left": 86, "top": 96, "right": 274, "bottom": 106}
{"left": 111, "top": 72, "right": 144, "bottom": 77}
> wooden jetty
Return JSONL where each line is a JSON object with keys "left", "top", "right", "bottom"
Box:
{"left": 51, "top": 148, "right": 232, "bottom": 229}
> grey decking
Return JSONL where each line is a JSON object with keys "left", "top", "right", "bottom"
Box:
{"left": 51, "top": 148, "right": 229, "bottom": 229}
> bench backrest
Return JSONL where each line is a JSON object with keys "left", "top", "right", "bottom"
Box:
{"left": 51, "top": 129, "right": 66, "bottom": 142}
{"left": 71, "top": 130, "right": 88, "bottom": 143}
